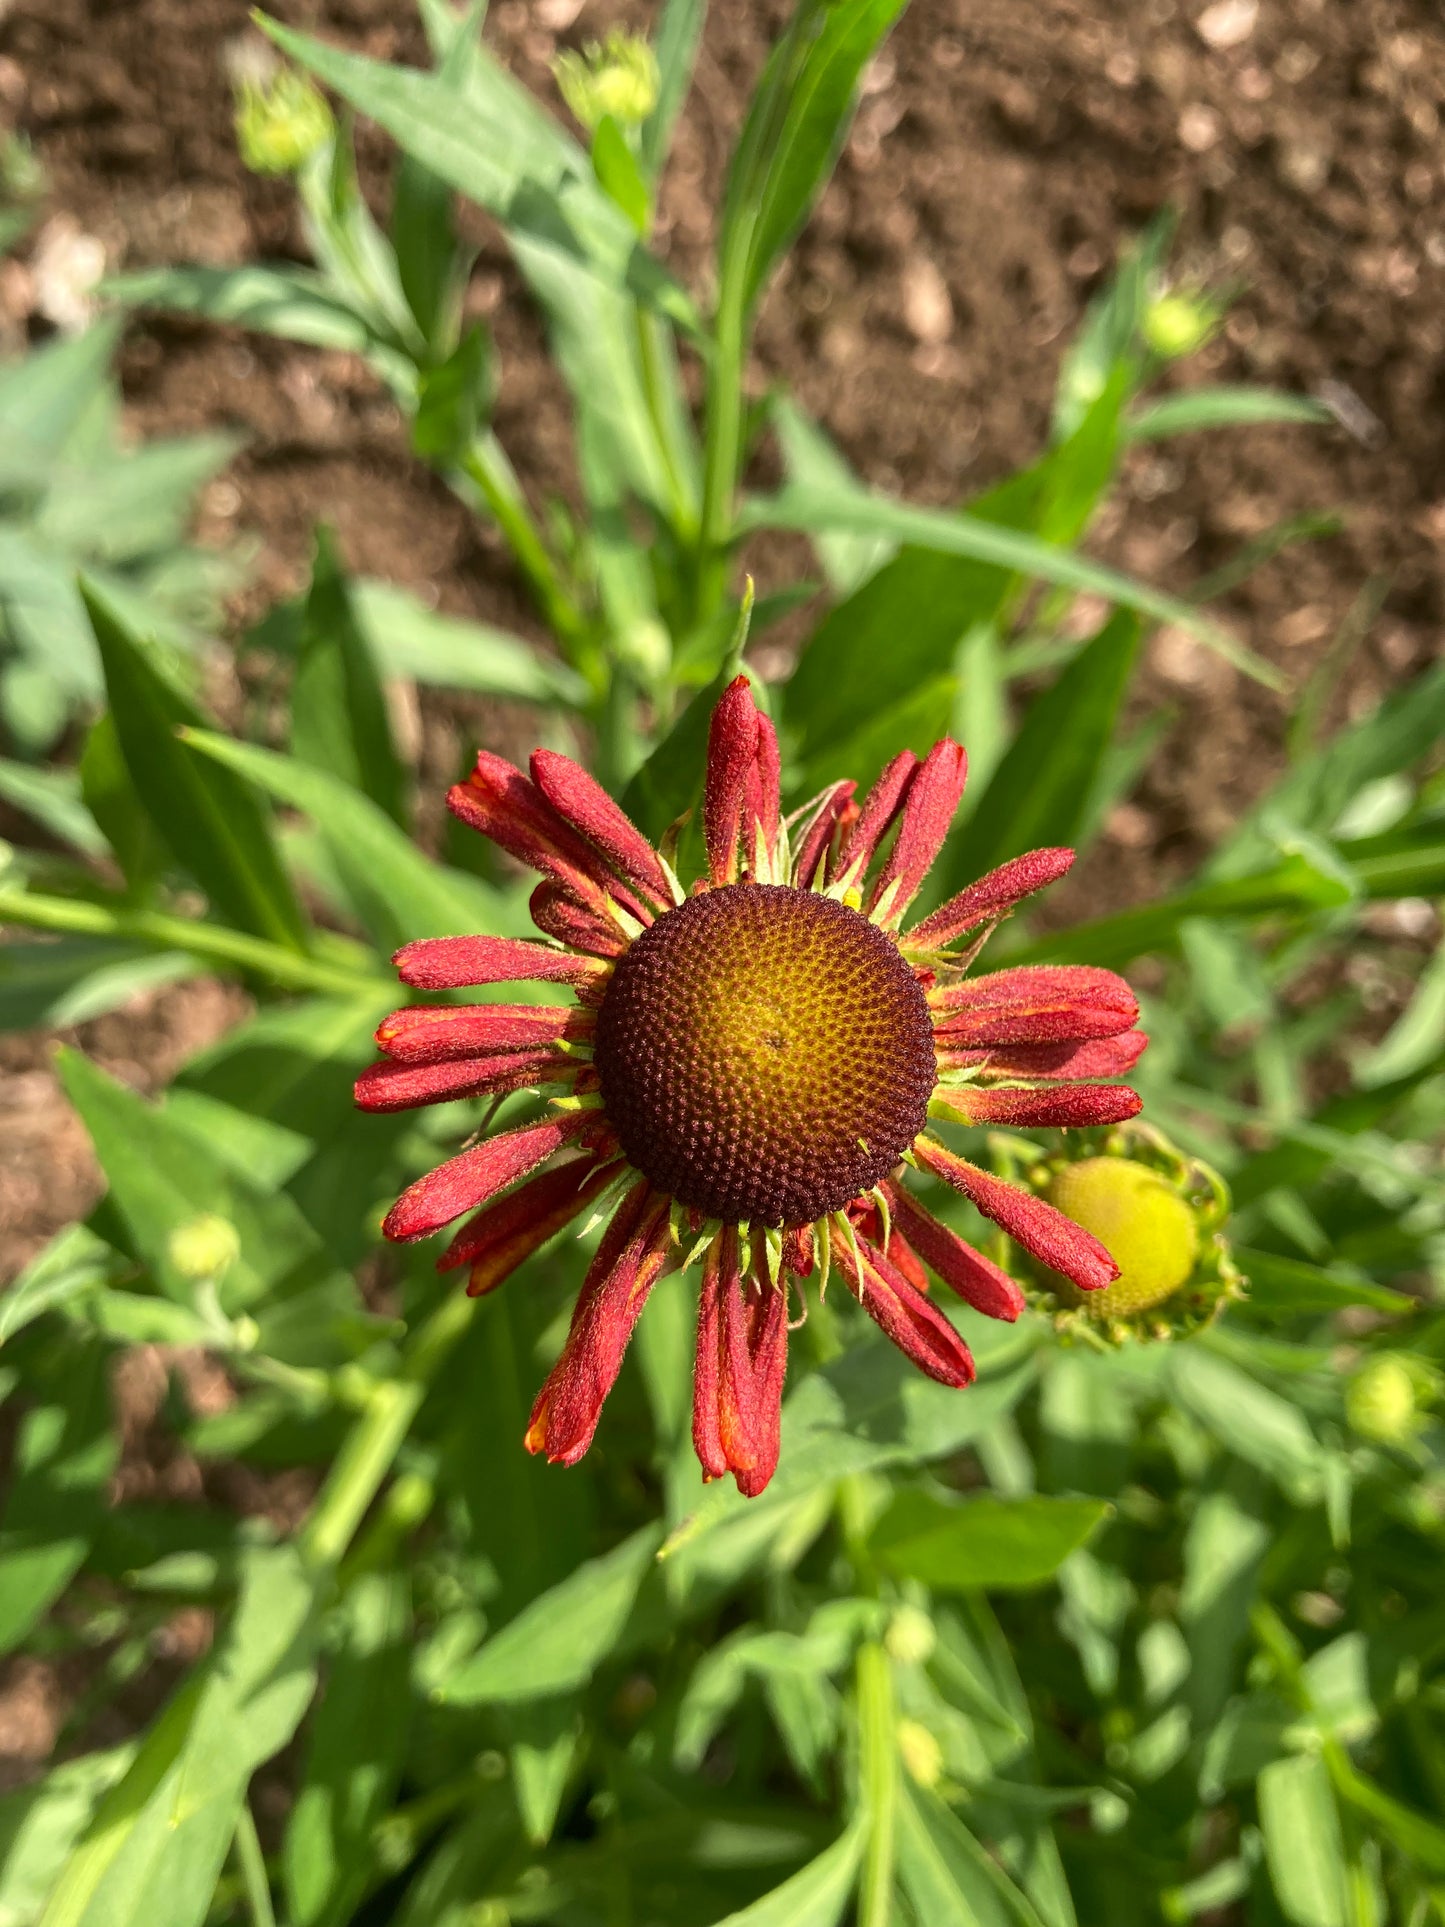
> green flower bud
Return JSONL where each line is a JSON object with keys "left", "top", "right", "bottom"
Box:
{"left": 897, "top": 1718, "right": 944, "bottom": 1789}
{"left": 884, "top": 1604, "right": 936, "bottom": 1667}
{"left": 553, "top": 31, "right": 660, "bottom": 133}
{"left": 235, "top": 68, "right": 333, "bottom": 176}
{"left": 1049, "top": 1159, "right": 1198, "bottom": 1318}
{"left": 1142, "top": 292, "right": 1217, "bottom": 361}
{"left": 1347, "top": 1355, "right": 1422, "bottom": 1444}
{"left": 167, "top": 1213, "right": 241, "bottom": 1282}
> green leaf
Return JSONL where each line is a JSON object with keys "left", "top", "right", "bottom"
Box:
{"left": 935, "top": 612, "right": 1140, "bottom": 901}
{"left": 872, "top": 1492, "right": 1110, "bottom": 1592}
{"left": 283, "top": 1568, "right": 413, "bottom": 1927}
{"left": 722, "top": 0, "right": 907, "bottom": 317}
{"left": 0, "top": 1225, "right": 123, "bottom": 1347}
{"left": 36, "top": 433, "right": 241, "bottom": 568}
{"left": 82, "top": 579, "right": 310, "bottom": 954}
{"left": 1327, "top": 1752, "right": 1445, "bottom": 1875}
{"left": 0, "top": 1746, "right": 137, "bottom": 1927}
{"left": 1127, "top": 386, "right": 1331, "bottom": 442}
{"left": 291, "top": 529, "right": 407, "bottom": 829}
{"left": 770, "top": 394, "right": 892, "bottom": 594}
{"left": 1258, "top": 1754, "right": 1349, "bottom": 1927}
{"left": 391, "top": 3, "right": 483, "bottom": 351}
{"left": 622, "top": 656, "right": 743, "bottom": 844}
{"left": 442, "top": 1524, "right": 663, "bottom": 1705}
{"left": 747, "top": 483, "right": 1283, "bottom": 688}
{"left": 78, "top": 711, "right": 165, "bottom": 896}
{"left": 0, "top": 1337, "right": 116, "bottom": 1654}
{"left": 640, "top": 0, "right": 706, "bottom": 182}
{"left": 105, "top": 264, "right": 382, "bottom": 355}
{"left": 708, "top": 1821, "right": 865, "bottom": 1927}
{"left": 0, "top": 936, "right": 192, "bottom": 1035}
{"left": 40, "top": 1544, "right": 321, "bottom": 1927}
{"left": 411, "top": 323, "right": 493, "bottom": 467}
{"left": 0, "top": 757, "right": 106, "bottom": 856}
{"left": 896, "top": 1782, "right": 1035, "bottom": 1927}
{"left": 352, "top": 580, "right": 587, "bottom": 704}
{"left": 592, "top": 116, "right": 650, "bottom": 232}
{"left": 180, "top": 727, "right": 509, "bottom": 954}
{"left": 1235, "top": 1247, "right": 1415, "bottom": 1317}
{"left": 1166, "top": 1349, "right": 1322, "bottom": 1502}
{"left": 0, "top": 319, "right": 119, "bottom": 480}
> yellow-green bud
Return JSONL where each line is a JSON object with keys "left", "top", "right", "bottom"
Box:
{"left": 553, "top": 31, "right": 660, "bottom": 133}
{"left": 897, "top": 1719, "right": 944, "bottom": 1789}
{"left": 235, "top": 69, "right": 333, "bottom": 176}
{"left": 884, "top": 1605, "right": 936, "bottom": 1667}
{"left": 1142, "top": 292, "right": 1216, "bottom": 361}
{"left": 167, "top": 1213, "right": 241, "bottom": 1282}
{"left": 1347, "top": 1356, "right": 1420, "bottom": 1444}
{"left": 1047, "top": 1159, "right": 1198, "bottom": 1318}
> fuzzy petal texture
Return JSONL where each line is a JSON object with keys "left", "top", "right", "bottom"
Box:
{"left": 376, "top": 1002, "right": 581, "bottom": 1063}
{"left": 355, "top": 1051, "right": 575, "bottom": 1113}
{"left": 693, "top": 1234, "right": 789, "bottom": 1496}
{"left": 438, "top": 1154, "right": 624, "bottom": 1295}
{"left": 934, "top": 1083, "right": 1143, "bottom": 1129}
{"left": 392, "top": 934, "right": 604, "bottom": 990}
{"left": 835, "top": 1231, "right": 976, "bottom": 1387}
{"left": 781, "top": 1222, "right": 816, "bottom": 1278}
{"left": 703, "top": 674, "right": 761, "bottom": 885}
{"left": 743, "top": 711, "right": 783, "bottom": 873}
{"left": 531, "top": 747, "right": 674, "bottom": 909}
{"left": 839, "top": 751, "right": 918, "bottom": 880}
{"left": 869, "top": 738, "right": 968, "bottom": 918}
{"left": 912, "top": 1136, "right": 1118, "bottom": 1292}
{"left": 529, "top": 881, "right": 628, "bottom": 958}
{"left": 383, "top": 1112, "right": 590, "bottom": 1242}
{"left": 904, "top": 848, "right": 1075, "bottom": 951}
{"left": 938, "top": 1032, "right": 1149, "bottom": 1081}
{"left": 525, "top": 1184, "right": 672, "bottom": 1465}
{"left": 883, "top": 1181, "right": 1026, "bottom": 1321}
{"left": 930, "top": 964, "right": 1139, "bottom": 1045}
{"left": 791, "top": 781, "right": 857, "bottom": 889}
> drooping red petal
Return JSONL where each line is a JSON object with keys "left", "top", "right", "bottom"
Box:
{"left": 692, "top": 1236, "right": 729, "bottom": 1483}
{"left": 937, "top": 1032, "right": 1149, "bottom": 1081}
{"left": 525, "top": 1183, "right": 672, "bottom": 1466}
{"left": 529, "top": 882, "right": 627, "bottom": 959}
{"left": 376, "top": 1002, "right": 581, "bottom": 1063}
{"left": 834, "top": 1233, "right": 976, "bottom": 1387}
{"left": 703, "top": 675, "right": 761, "bottom": 885}
{"left": 436, "top": 1154, "right": 624, "bottom": 1294}
{"left": 869, "top": 738, "right": 968, "bottom": 918}
{"left": 355, "top": 1051, "right": 575, "bottom": 1113}
{"left": 791, "top": 781, "right": 856, "bottom": 889}
{"left": 382, "top": 1113, "right": 590, "bottom": 1242}
{"left": 839, "top": 751, "right": 919, "bottom": 879}
{"left": 883, "top": 1180, "right": 1026, "bottom": 1322}
{"left": 782, "top": 1222, "right": 815, "bottom": 1278}
{"left": 742, "top": 711, "right": 782, "bottom": 872}
{"left": 930, "top": 965, "right": 1139, "bottom": 1045}
{"left": 733, "top": 1278, "right": 788, "bottom": 1497}
{"left": 450, "top": 752, "right": 650, "bottom": 924}
{"left": 912, "top": 1136, "right": 1118, "bottom": 1292}
{"left": 692, "top": 1231, "right": 788, "bottom": 1497}
{"left": 393, "top": 934, "right": 604, "bottom": 990}
{"left": 904, "top": 848, "right": 1076, "bottom": 952}
{"left": 530, "top": 748, "right": 673, "bottom": 909}
{"left": 934, "top": 1083, "right": 1143, "bottom": 1129}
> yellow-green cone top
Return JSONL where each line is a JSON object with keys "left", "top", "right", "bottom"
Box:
{"left": 1047, "top": 1158, "right": 1198, "bottom": 1317}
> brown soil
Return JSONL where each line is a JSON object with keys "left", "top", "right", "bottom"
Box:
{"left": 1, "top": 0, "right": 1442, "bottom": 1249}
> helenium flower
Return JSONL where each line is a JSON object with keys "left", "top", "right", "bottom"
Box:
{"left": 358, "top": 678, "right": 1147, "bottom": 1495}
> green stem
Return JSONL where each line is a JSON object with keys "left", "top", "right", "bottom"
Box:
{"left": 634, "top": 305, "right": 696, "bottom": 541}
{"left": 300, "top": 1288, "right": 475, "bottom": 1570}
{"left": 461, "top": 436, "right": 588, "bottom": 652}
{"left": 696, "top": 285, "right": 745, "bottom": 621}
{"left": 232, "top": 1802, "right": 276, "bottom": 1927}
{"left": 855, "top": 1641, "right": 898, "bottom": 1927}
{"left": 0, "top": 888, "right": 379, "bottom": 998}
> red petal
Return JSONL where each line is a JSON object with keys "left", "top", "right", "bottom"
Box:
{"left": 883, "top": 1181, "right": 1026, "bottom": 1321}
{"left": 704, "top": 675, "right": 761, "bottom": 885}
{"left": 791, "top": 781, "right": 856, "bottom": 888}
{"left": 938, "top": 1032, "right": 1149, "bottom": 1081}
{"left": 869, "top": 738, "right": 968, "bottom": 917}
{"left": 354, "top": 1051, "right": 573, "bottom": 1113}
{"left": 782, "top": 1222, "right": 815, "bottom": 1277}
{"left": 437, "top": 1154, "right": 624, "bottom": 1293}
{"left": 376, "top": 1002, "right": 580, "bottom": 1063}
{"left": 742, "top": 712, "right": 782, "bottom": 871}
{"left": 692, "top": 1231, "right": 788, "bottom": 1497}
{"left": 912, "top": 1137, "right": 1118, "bottom": 1291}
{"left": 904, "top": 848, "right": 1075, "bottom": 951}
{"left": 931, "top": 965, "right": 1139, "bottom": 1045}
{"left": 530, "top": 748, "right": 673, "bottom": 909}
{"left": 839, "top": 751, "right": 918, "bottom": 878}
{"left": 393, "top": 934, "right": 603, "bottom": 990}
{"left": 525, "top": 1184, "right": 672, "bottom": 1466}
{"left": 692, "top": 1238, "right": 729, "bottom": 1482}
{"left": 529, "top": 882, "right": 627, "bottom": 958}
{"left": 835, "top": 1233, "right": 976, "bottom": 1388}
{"left": 733, "top": 1279, "right": 787, "bottom": 1497}
{"left": 938, "top": 1084, "right": 1143, "bottom": 1129}
{"left": 382, "top": 1113, "right": 588, "bottom": 1242}
{"left": 450, "top": 753, "right": 650, "bottom": 924}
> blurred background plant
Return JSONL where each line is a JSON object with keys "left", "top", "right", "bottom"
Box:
{"left": 0, "top": 2, "right": 1442, "bottom": 1924}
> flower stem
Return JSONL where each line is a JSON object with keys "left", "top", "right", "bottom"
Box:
{"left": 232, "top": 1801, "right": 276, "bottom": 1927}
{"left": 855, "top": 1640, "right": 898, "bottom": 1927}
{"left": 461, "top": 435, "right": 589, "bottom": 653}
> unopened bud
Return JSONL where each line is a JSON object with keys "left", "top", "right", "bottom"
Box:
{"left": 167, "top": 1213, "right": 241, "bottom": 1282}
{"left": 897, "top": 1718, "right": 944, "bottom": 1788}
{"left": 884, "top": 1605, "right": 936, "bottom": 1667}
{"left": 1347, "top": 1355, "right": 1421, "bottom": 1444}
{"left": 235, "top": 68, "right": 333, "bottom": 175}
{"left": 1048, "top": 1159, "right": 1198, "bottom": 1318}
{"left": 1142, "top": 292, "right": 1217, "bottom": 361}
{"left": 553, "top": 30, "right": 660, "bottom": 132}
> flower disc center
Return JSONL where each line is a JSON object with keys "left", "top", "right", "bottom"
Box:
{"left": 594, "top": 883, "right": 935, "bottom": 1226}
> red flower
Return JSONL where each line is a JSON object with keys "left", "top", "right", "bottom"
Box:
{"left": 359, "top": 677, "right": 1146, "bottom": 1494}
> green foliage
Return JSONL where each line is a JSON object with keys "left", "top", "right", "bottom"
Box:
{"left": 2, "top": 4, "right": 1442, "bottom": 1926}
